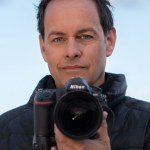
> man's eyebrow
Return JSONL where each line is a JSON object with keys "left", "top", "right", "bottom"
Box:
{"left": 48, "top": 31, "right": 66, "bottom": 38}
{"left": 77, "top": 28, "right": 98, "bottom": 35}
{"left": 47, "top": 28, "right": 97, "bottom": 38}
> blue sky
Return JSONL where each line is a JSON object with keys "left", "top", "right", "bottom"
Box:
{"left": 0, "top": 0, "right": 150, "bottom": 114}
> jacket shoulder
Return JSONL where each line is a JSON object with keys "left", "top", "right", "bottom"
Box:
{"left": 0, "top": 104, "right": 33, "bottom": 132}
{"left": 111, "top": 97, "right": 150, "bottom": 149}
{"left": 124, "top": 96, "right": 150, "bottom": 113}
{"left": 0, "top": 105, "right": 33, "bottom": 150}
{"left": 0, "top": 105, "right": 33, "bottom": 133}
{"left": 0, "top": 105, "right": 27, "bottom": 129}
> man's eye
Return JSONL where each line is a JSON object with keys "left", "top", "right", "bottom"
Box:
{"left": 52, "top": 37, "right": 64, "bottom": 43}
{"left": 78, "top": 35, "right": 93, "bottom": 40}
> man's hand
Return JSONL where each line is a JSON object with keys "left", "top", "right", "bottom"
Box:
{"left": 51, "top": 112, "right": 111, "bottom": 150}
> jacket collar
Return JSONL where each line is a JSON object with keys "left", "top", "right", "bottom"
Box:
{"left": 101, "top": 73, "right": 127, "bottom": 108}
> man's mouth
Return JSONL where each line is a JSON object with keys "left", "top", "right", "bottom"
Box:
{"left": 62, "top": 65, "right": 86, "bottom": 72}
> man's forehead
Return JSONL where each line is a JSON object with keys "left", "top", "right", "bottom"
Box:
{"left": 46, "top": 0, "right": 97, "bottom": 8}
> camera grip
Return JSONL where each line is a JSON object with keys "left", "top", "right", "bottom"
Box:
{"left": 33, "top": 93, "right": 56, "bottom": 150}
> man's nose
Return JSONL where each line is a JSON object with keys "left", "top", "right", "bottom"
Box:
{"left": 65, "top": 39, "right": 82, "bottom": 59}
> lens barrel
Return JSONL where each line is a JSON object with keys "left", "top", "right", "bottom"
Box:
{"left": 54, "top": 90, "right": 103, "bottom": 139}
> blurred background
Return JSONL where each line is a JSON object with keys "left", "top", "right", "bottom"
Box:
{"left": 0, "top": 0, "right": 150, "bottom": 114}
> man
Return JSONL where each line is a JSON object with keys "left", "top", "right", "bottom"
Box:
{"left": 0, "top": 0, "right": 150, "bottom": 150}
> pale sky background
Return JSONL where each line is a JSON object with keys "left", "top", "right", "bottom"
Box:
{"left": 0, "top": 0, "right": 150, "bottom": 114}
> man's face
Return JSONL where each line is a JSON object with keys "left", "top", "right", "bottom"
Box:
{"left": 40, "top": 0, "right": 116, "bottom": 88}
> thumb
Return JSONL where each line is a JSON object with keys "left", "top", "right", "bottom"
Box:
{"left": 51, "top": 146, "right": 57, "bottom": 150}
{"left": 96, "top": 111, "right": 111, "bottom": 150}
{"left": 97, "top": 111, "right": 109, "bottom": 141}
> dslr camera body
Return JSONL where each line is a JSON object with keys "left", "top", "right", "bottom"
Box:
{"left": 33, "top": 77, "right": 111, "bottom": 150}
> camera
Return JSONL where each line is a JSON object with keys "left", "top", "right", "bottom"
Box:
{"left": 33, "top": 77, "right": 112, "bottom": 150}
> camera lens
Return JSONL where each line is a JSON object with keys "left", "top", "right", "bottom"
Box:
{"left": 54, "top": 90, "right": 103, "bottom": 139}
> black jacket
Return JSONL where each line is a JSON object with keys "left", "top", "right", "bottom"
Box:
{"left": 0, "top": 73, "right": 150, "bottom": 150}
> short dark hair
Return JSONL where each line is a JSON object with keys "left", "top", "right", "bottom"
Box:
{"left": 37, "top": 0, "right": 114, "bottom": 39}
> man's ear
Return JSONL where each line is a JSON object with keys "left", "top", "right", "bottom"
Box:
{"left": 39, "top": 35, "right": 48, "bottom": 62}
{"left": 106, "top": 27, "right": 116, "bottom": 57}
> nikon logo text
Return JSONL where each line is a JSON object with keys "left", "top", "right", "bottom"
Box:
{"left": 70, "top": 85, "right": 85, "bottom": 90}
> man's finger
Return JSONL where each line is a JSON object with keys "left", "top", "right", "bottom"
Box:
{"left": 97, "top": 111, "right": 109, "bottom": 140}
{"left": 51, "top": 146, "right": 57, "bottom": 150}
